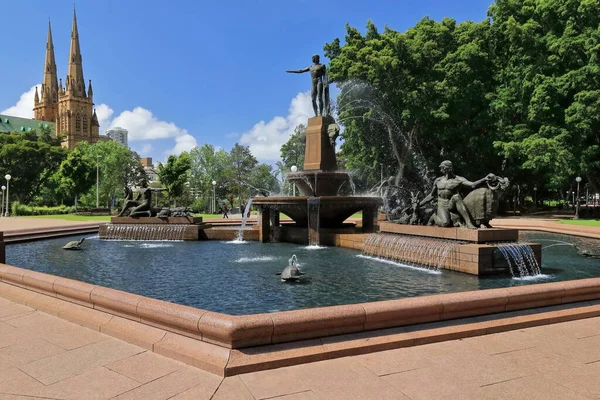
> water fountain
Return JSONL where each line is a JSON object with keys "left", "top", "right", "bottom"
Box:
{"left": 252, "top": 115, "right": 382, "bottom": 245}
{"left": 366, "top": 160, "right": 542, "bottom": 276}
{"left": 98, "top": 181, "right": 212, "bottom": 241}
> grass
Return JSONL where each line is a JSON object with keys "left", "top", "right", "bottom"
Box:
{"left": 558, "top": 219, "right": 600, "bottom": 227}
{"left": 21, "top": 213, "right": 236, "bottom": 221}
{"left": 21, "top": 211, "right": 364, "bottom": 222}
{"left": 21, "top": 214, "right": 112, "bottom": 221}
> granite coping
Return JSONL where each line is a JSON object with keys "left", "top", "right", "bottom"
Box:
{"left": 379, "top": 221, "right": 519, "bottom": 243}
{"left": 2, "top": 278, "right": 600, "bottom": 377}
{"left": 1, "top": 262, "right": 600, "bottom": 353}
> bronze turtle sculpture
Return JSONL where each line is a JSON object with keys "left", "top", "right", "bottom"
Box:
{"left": 63, "top": 237, "right": 85, "bottom": 250}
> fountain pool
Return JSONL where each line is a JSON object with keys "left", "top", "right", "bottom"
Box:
{"left": 6, "top": 231, "right": 600, "bottom": 315}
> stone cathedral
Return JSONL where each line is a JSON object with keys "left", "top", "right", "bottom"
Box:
{"left": 33, "top": 10, "right": 101, "bottom": 149}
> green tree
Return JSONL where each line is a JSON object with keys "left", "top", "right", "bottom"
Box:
{"left": 280, "top": 124, "right": 306, "bottom": 171}
{"left": 247, "top": 164, "right": 280, "bottom": 196}
{"left": 188, "top": 144, "right": 232, "bottom": 212}
{"left": 0, "top": 131, "right": 66, "bottom": 204}
{"left": 77, "top": 141, "right": 146, "bottom": 207}
{"left": 226, "top": 143, "right": 258, "bottom": 206}
{"left": 489, "top": 0, "right": 600, "bottom": 193}
{"left": 325, "top": 18, "right": 498, "bottom": 191}
{"left": 157, "top": 152, "right": 192, "bottom": 207}
{"left": 56, "top": 149, "right": 95, "bottom": 210}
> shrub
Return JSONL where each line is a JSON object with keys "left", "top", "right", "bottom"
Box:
{"left": 11, "top": 201, "right": 75, "bottom": 216}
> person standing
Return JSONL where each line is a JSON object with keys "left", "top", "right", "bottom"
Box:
{"left": 221, "top": 203, "right": 229, "bottom": 218}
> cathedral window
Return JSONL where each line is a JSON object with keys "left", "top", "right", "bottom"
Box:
{"left": 75, "top": 114, "right": 81, "bottom": 132}
{"left": 82, "top": 115, "right": 88, "bottom": 132}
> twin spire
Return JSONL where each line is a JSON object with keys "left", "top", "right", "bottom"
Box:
{"left": 39, "top": 20, "right": 58, "bottom": 103}
{"left": 39, "top": 9, "right": 92, "bottom": 103}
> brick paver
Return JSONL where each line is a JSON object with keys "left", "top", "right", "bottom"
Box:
{"left": 1, "top": 216, "right": 599, "bottom": 399}
{"left": 1, "top": 297, "right": 600, "bottom": 399}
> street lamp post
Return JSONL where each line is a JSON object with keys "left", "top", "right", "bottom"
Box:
{"left": 0, "top": 185, "right": 5, "bottom": 217}
{"left": 4, "top": 174, "right": 11, "bottom": 217}
{"left": 575, "top": 176, "right": 582, "bottom": 219}
{"left": 533, "top": 186, "right": 537, "bottom": 209}
{"left": 586, "top": 185, "right": 590, "bottom": 210}
{"left": 291, "top": 165, "right": 297, "bottom": 196}
{"left": 96, "top": 155, "right": 102, "bottom": 208}
{"left": 212, "top": 180, "right": 216, "bottom": 214}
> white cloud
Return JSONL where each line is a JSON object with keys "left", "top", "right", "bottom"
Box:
{"left": 109, "top": 107, "right": 187, "bottom": 141}
{"left": 1, "top": 85, "right": 39, "bottom": 118}
{"left": 105, "top": 107, "right": 198, "bottom": 156}
{"left": 239, "top": 91, "right": 313, "bottom": 162}
{"left": 95, "top": 103, "right": 114, "bottom": 132}
{"left": 167, "top": 133, "right": 197, "bottom": 155}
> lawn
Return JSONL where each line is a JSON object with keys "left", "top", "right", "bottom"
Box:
{"left": 22, "top": 213, "right": 220, "bottom": 222}
{"left": 558, "top": 219, "right": 600, "bottom": 227}
{"left": 22, "top": 211, "right": 363, "bottom": 222}
{"left": 22, "top": 214, "right": 112, "bottom": 222}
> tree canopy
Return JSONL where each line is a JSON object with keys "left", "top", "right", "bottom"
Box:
{"left": 0, "top": 129, "right": 66, "bottom": 204}
{"left": 157, "top": 152, "right": 192, "bottom": 206}
{"left": 323, "top": 0, "right": 600, "bottom": 198}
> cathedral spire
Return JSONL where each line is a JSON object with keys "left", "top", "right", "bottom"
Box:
{"left": 66, "top": 8, "right": 86, "bottom": 97}
{"left": 42, "top": 20, "right": 58, "bottom": 103}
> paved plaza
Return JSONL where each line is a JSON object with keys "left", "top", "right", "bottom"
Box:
{"left": 0, "top": 217, "right": 100, "bottom": 232}
{"left": 0, "top": 216, "right": 599, "bottom": 399}
{"left": 1, "top": 297, "right": 600, "bottom": 399}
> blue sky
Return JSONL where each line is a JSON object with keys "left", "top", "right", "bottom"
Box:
{"left": 0, "top": 0, "right": 492, "bottom": 163}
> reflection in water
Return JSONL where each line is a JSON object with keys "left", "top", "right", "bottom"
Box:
{"left": 5, "top": 231, "right": 600, "bottom": 315}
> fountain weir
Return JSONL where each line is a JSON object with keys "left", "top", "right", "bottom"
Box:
{"left": 253, "top": 116, "right": 381, "bottom": 246}
{"left": 374, "top": 222, "right": 542, "bottom": 276}
{"left": 99, "top": 216, "right": 212, "bottom": 241}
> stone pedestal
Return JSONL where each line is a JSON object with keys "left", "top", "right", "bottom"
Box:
{"left": 376, "top": 222, "right": 541, "bottom": 276}
{"left": 99, "top": 216, "right": 212, "bottom": 241}
{"left": 304, "top": 116, "right": 337, "bottom": 171}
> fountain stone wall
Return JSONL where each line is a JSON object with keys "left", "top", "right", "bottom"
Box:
{"left": 99, "top": 216, "right": 212, "bottom": 241}
{"left": 254, "top": 116, "right": 381, "bottom": 245}
{"left": 376, "top": 222, "right": 541, "bottom": 276}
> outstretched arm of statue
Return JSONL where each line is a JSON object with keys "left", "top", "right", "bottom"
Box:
{"left": 462, "top": 173, "right": 495, "bottom": 190}
{"left": 419, "top": 181, "right": 438, "bottom": 207}
{"left": 286, "top": 67, "right": 310, "bottom": 73}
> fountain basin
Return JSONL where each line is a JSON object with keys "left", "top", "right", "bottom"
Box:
{"left": 253, "top": 196, "right": 381, "bottom": 227}
{"left": 4, "top": 231, "right": 600, "bottom": 376}
{"left": 287, "top": 171, "right": 352, "bottom": 196}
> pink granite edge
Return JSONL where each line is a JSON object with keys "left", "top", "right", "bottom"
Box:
{"left": 4, "top": 261, "right": 600, "bottom": 349}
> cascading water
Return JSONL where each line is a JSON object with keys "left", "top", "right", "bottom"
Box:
{"left": 236, "top": 198, "right": 255, "bottom": 241}
{"left": 495, "top": 243, "right": 541, "bottom": 277}
{"left": 102, "top": 224, "right": 188, "bottom": 241}
{"left": 307, "top": 197, "right": 321, "bottom": 246}
{"left": 362, "top": 233, "right": 463, "bottom": 271}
